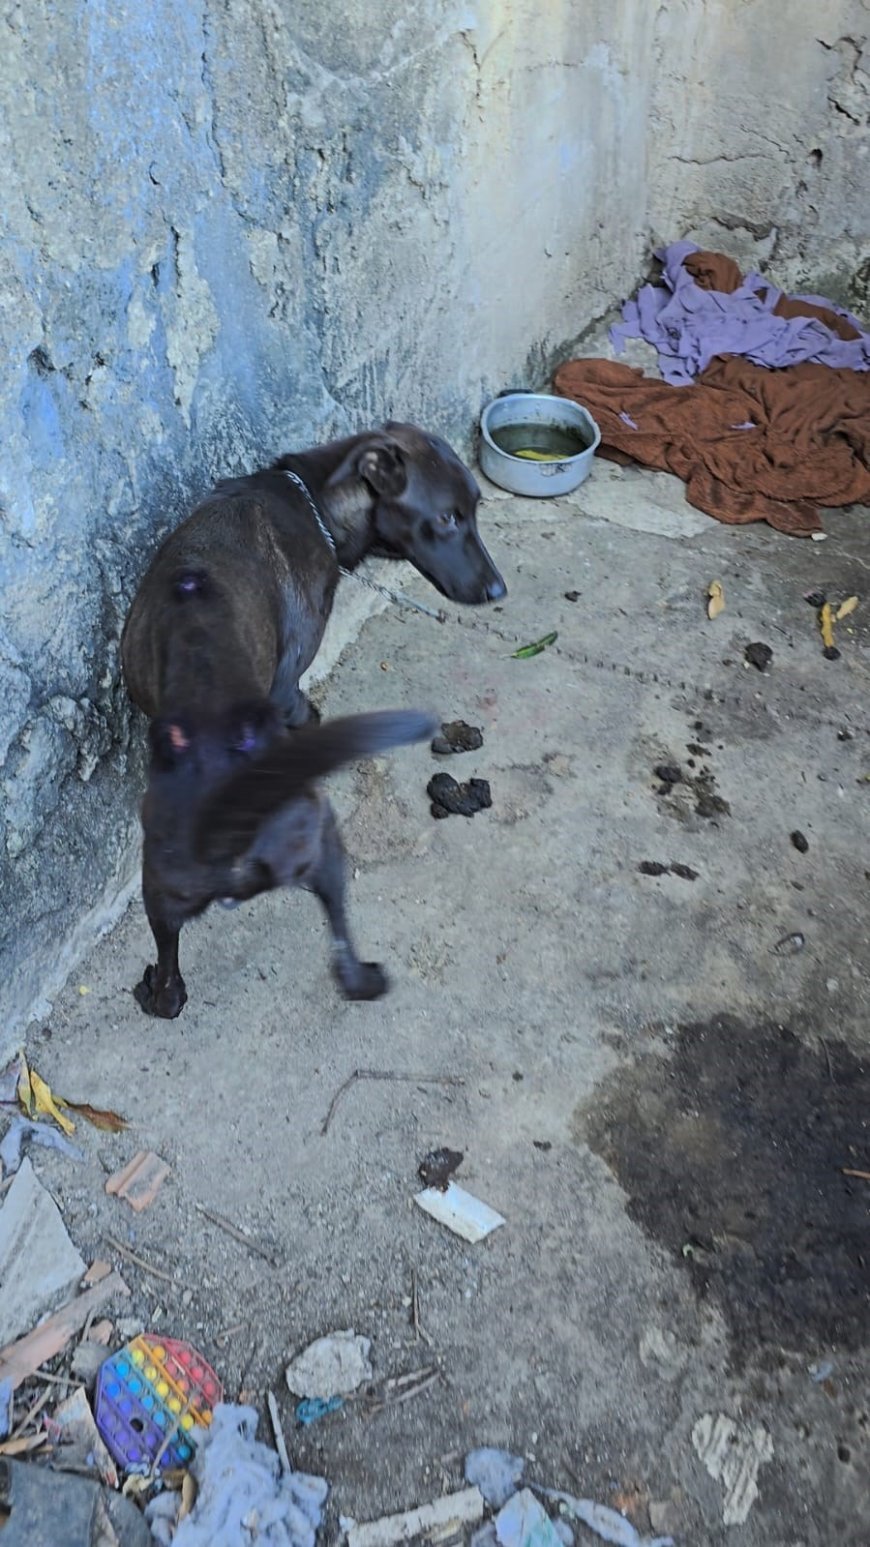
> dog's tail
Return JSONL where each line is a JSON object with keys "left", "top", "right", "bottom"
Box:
{"left": 195, "top": 709, "right": 436, "bottom": 863}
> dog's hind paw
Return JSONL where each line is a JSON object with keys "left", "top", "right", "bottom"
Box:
{"left": 133, "top": 965, "right": 188, "bottom": 1019}
{"left": 335, "top": 958, "right": 389, "bottom": 1001}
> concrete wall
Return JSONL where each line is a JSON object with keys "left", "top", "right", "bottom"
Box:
{"left": 1, "top": 0, "right": 868, "bottom": 1044}
{"left": 649, "top": 0, "right": 870, "bottom": 302}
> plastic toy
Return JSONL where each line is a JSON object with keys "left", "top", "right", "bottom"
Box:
{"left": 94, "top": 1333, "right": 222, "bottom": 1472}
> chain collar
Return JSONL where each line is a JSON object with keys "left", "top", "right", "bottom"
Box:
{"left": 282, "top": 467, "right": 337, "bottom": 559}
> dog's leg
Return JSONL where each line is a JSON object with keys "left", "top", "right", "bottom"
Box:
{"left": 270, "top": 658, "right": 321, "bottom": 728}
{"left": 305, "top": 802, "right": 387, "bottom": 1000}
{"left": 134, "top": 900, "right": 188, "bottom": 1019}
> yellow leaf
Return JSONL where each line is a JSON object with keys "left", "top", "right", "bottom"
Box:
{"left": 819, "top": 602, "right": 835, "bottom": 649}
{"left": 179, "top": 1472, "right": 197, "bottom": 1523}
{"left": 66, "top": 1100, "right": 128, "bottom": 1133}
{"left": 30, "top": 1070, "right": 76, "bottom": 1135}
{"left": 707, "top": 580, "right": 725, "bottom": 620}
{"left": 836, "top": 595, "right": 858, "bottom": 621}
{"left": 17, "top": 1053, "right": 33, "bottom": 1117}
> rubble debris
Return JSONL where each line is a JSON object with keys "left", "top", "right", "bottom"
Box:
{"left": 105, "top": 1149, "right": 170, "bottom": 1212}
{"left": 431, "top": 720, "right": 484, "bottom": 755}
{"left": 0, "top": 1271, "right": 128, "bottom": 1391}
{"left": 465, "top": 1447, "right": 525, "bottom": 1509}
{"left": 428, "top": 772, "right": 492, "bottom": 819}
{"left": 744, "top": 642, "right": 772, "bottom": 672}
{"left": 285, "top": 1330, "right": 372, "bottom": 1400}
{"left": 790, "top": 830, "right": 809, "bottom": 853}
{"left": 0, "top": 1456, "right": 151, "bottom": 1547}
{"left": 417, "top": 1147, "right": 464, "bottom": 1191}
{"left": 706, "top": 580, "right": 725, "bottom": 619}
{"left": 564, "top": 591, "right": 580, "bottom": 602}
{"left": 691, "top": 1411, "right": 773, "bottom": 1527}
{"left": 71, "top": 1338, "right": 110, "bottom": 1386}
{"left": 512, "top": 632, "right": 558, "bottom": 659}
{"left": 0, "top": 1116, "right": 84, "bottom": 1176}
{"left": 51, "top": 1385, "right": 119, "bottom": 1488}
{"left": 539, "top": 1487, "right": 674, "bottom": 1547}
{"left": 496, "top": 1489, "right": 562, "bottom": 1547}
{"left": 0, "top": 1157, "right": 86, "bottom": 1345}
{"left": 145, "top": 1403, "right": 329, "bottom": 1547}
{"left": 414, "top": 1180, "right": 505, "bottom": 1244}
{"left": 637, "top": 862, "right": 698, "bottom": 881}
{"left": 345, "top": 1485, "right": 484, "bottom": 1547}
{"left": 772, "top": 931, "right": 805, "bottom": 956}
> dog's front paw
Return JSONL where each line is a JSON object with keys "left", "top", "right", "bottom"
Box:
{"left": 133, "top": 965, "right": 188, "bottom": 1019}
{"left": 335, "top": 959, "right": 389, "bottom": 1001}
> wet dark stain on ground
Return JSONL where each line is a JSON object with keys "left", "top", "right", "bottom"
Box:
{"left": 580, "top": 1014, "right": 870, "bottom": 1364}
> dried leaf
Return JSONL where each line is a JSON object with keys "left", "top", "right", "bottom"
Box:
{"left": 836, "top": 595, "right": 858, "bottom": 621}
{"left": 30, "top": 1070, "right": 76, "bottom": 1135}
{"left": 65, "top": 1101, "right": 128, "bottom": 1133}
{"left": 179, "top": 1471, "right": 197, "bottom": 1523}
{"left": 819, "top": 602, "right": 835, "bottom": 650}
{"left": 17, "top": 1054, "right": 32, "bottom": 1117}
{"left": 511, "top": 631, "right": 558, "bottom": 659}
{"left": 707, "top": 580, "right": 725, "bottom": 620}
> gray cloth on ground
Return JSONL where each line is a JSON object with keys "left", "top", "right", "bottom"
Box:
{"left": 145, "top": 1403, "right": 328, "bottom": 1547}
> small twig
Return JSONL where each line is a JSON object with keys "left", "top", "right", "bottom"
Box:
{"left": 410, "top": 1269, "right": 432, "bottom": 1348}
{"left": 32, "top": 1369, "right": 73, "bottom": 1386}
{"left": 215, "top": 1321, "right": 247, "bottom": 1348}
{"left": 267, "top": 1390, "right": 291, "bottom": 1474}
{"left": 321, "top": 1068, "right": 464, "bottom": 1136}
{"left": 11, "top": 1386, "right": 52, "bottom": 1439}
{"left": 148, "top": 1419, "right": 181, "bottom": 1480}
{"left": 105, "top": 1235, "right": 175, "bottom": 1284}
{"left": 192, "top": 1203, "right": 278, "bottom": 1266}
{"left": 821, "top": 1039, "right": 834, "bottom": 1082}
{"left": 365, "top": 1369, "right": 440, "bottom": 1417}
{"left": 842, "top": 1167, "right": 870, "bottom": 1181}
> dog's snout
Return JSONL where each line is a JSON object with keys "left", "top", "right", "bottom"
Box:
{"left": 485, "top": 573, "right": 507, "bottom": 602}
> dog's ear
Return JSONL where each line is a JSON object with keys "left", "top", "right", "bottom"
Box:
{"left": 357, "top": 442, "right": 407, "bottom": 498}
{"left": 149, "top": 716, "right": 194, "bottom": 770}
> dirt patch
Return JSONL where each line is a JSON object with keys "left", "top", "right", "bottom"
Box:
{"left": 578, "top": 1014, "right": 870, "bottom": 1364}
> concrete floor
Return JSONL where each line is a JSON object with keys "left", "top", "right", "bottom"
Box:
{"left": 26, "top": 457, "right": 870, "bottom": 1544}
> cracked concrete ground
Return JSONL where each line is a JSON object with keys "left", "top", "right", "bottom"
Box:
{"left": 22, "top": 456, "right": 870, "bottom": 1545}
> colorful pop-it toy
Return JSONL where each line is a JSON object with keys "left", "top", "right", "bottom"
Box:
{"left": 94, "top": 1334, "right": 222, "bottom": 1473}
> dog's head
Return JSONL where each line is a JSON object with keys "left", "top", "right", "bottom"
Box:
{"left": 324, "top": 423, "right": 506, "bottom": 606}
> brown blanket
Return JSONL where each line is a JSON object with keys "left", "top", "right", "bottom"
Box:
{"left": 553, "top": 354, "right": 870, "bottom": 536}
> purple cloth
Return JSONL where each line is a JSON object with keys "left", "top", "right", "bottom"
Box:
{"left": 611, "top": 240, "right": 870, "bottom": 384}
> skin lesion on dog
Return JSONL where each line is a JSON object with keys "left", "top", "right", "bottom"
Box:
{"left": 121, "top": 422, "right": 506, "bottom": 1018}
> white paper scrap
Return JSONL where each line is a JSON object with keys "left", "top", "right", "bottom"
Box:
{"left": 414, "top": 1182, "right": 505, "bottom": 1243}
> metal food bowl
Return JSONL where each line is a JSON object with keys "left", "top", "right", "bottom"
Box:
{"left": 479, "top": 391, "right": 601, "bottom": 498}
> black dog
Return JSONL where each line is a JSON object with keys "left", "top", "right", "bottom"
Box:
{"left": 121, "top": 423, "right": 505, "bottom": 1017}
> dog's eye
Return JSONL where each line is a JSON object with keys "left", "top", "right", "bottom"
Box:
{"left": 436, "top": 510, "right": 458, "bottom": 532}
